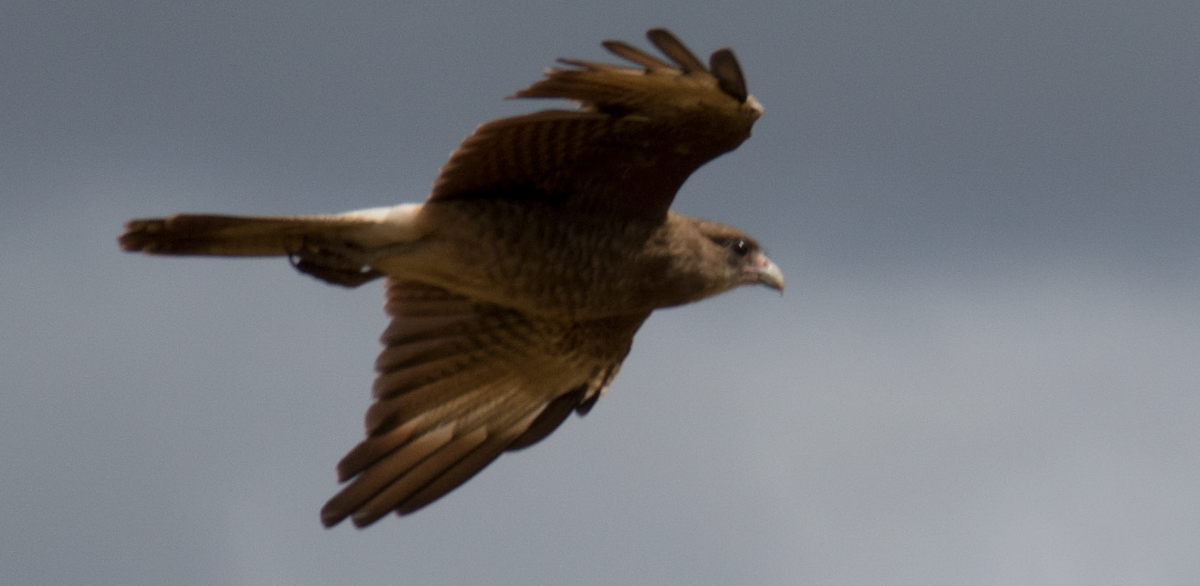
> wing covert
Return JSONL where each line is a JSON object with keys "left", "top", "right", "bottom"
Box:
{"left": 428, "top": 28, "right": 762, "bottom": 221}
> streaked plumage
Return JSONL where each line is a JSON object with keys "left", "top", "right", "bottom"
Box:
{"left": 120, "top": 28, "right": 781, "bottom": 528}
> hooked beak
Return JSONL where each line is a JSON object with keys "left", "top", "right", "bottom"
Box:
{"left": 748, "top": 253, "right": 785, "bottom": 293}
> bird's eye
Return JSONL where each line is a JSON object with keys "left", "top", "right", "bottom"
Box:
{"left": 732, "top": 239, "right": 749, "bottom": 256}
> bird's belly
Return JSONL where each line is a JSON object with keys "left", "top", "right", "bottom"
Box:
{"left": 386, "top": 200, "right": 687, "bottom": 318}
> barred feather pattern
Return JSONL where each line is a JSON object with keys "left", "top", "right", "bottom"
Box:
{"left": 319, "top": 280, "right": 645, "bottom": 527}
{"left": 429, "top": 28, "right": 761, "bottom": 221}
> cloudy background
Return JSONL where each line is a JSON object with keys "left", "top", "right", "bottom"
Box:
{"left": 3, "top": 1, "right": 1198, "bottom": 584}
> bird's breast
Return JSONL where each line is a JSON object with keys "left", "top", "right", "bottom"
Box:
{"left": 399, "top": 200, "right": 710, "bottom": 318}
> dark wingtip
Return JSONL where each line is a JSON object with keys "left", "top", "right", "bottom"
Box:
{"left": 709, "top": 48, "right": 749, "bottom": 103}
{"left": 645, "top": 28, "right": 708, "bottom": 74}
{"left": 601, "top": 39, "right": 672, "bottom": 70}
{"left": 319, "top": 505, "right": 346, "bottom": 529}
{"left": 646, "top": 29, "right": 751, "bottom": 103}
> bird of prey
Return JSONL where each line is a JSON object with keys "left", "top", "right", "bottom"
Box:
{"left": 119, "top": 28, "right": 782, "bottom": 528}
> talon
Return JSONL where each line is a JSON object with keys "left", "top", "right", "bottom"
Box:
{"left": 288, "top": 240, "right": 383, "bottom": 288}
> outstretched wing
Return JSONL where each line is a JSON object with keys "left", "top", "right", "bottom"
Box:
{"left": 320, "top": 280, "right": 647, "bottom": 528}
{"left": 429, "top": 28, "right": 763, "bottom": 221}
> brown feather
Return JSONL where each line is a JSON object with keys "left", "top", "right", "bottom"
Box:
{"left": 118, "top": 213, "right": 395, "bottom": 256}
{"left": 646, "top": 28, "right": 708, "bottom": 74}
{"left": 351, "top": 426, "right": 491, "bottom": 526}
{"left": 391, "top": 427, "right": 521, "bottom": 516}
{"left": 709, "top": 48, "right": 749, "bottom": 103}
{"left": 321, "top": 422, "right": 457, "bottom": 526}
{"left": 118, "top": 29, "right": 779, "bottom": 529}
{"left": 320, "top": 279, "right": 647, "bottom": 527}
{"left": 506, "top": 385, "right": 588, "bottom": 451}
{"left": 429, "top": 30, "right": 761, "bottom": 221}
{"left": 598, "top": 39, "right": 672, "bottom": 71}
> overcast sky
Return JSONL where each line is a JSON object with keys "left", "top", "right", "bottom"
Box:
{"left": 3, "top": 1, "right": 1199, "bottom": 584}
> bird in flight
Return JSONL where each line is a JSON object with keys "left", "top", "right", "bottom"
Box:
{"left": 120, "top": 28, "right": 782, "bottom": 528}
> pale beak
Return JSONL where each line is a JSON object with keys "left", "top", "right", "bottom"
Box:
{"left": 749, "top": 253, "right": 785, "bottom": 293}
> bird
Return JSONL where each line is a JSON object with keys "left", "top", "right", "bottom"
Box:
{"left": 119, "top": 28, "right": 782, "bottom": 528}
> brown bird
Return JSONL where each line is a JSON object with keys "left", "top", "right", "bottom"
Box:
{"left": 119, "top": 28, "right": 782, "bottom": 528}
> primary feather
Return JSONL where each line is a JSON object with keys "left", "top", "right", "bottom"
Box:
{"left": 119, "top": 28, "right": 781, "bottom": 528}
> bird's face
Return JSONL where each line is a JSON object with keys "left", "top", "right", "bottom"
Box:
{"left": 708, "top": 232, "right": 785, "bottom": 293}
{"left": 686, "top": 218, "right": 784, "bottom": 294}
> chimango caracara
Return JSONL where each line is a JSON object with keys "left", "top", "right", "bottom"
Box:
{"left": 120, "top": 28, "right": 783, "bottom": 528}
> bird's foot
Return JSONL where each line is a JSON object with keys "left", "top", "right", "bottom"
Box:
{"left": 288, "top": 239, "right": 383, "bottom": 288}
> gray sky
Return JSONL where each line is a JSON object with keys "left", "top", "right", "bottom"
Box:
{"left": 3, "top": 1, "right": 1199, "bottom": 584}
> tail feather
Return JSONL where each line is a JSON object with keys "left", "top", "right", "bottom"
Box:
{"left": 121, "top": 214, "right": 367, "bottom": 256}
{"left": 118, "top": 204, "right": 423, "bottom": 257}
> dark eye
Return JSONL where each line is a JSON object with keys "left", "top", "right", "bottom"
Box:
{"left": 732, "top": 239, "right": 750, "bottom": 256}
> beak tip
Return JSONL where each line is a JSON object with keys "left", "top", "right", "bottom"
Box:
{"left": 757, "top": 260, "right": 785, "bottom": 294}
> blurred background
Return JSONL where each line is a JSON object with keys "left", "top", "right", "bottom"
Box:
{"left": 3, "top": 1, "right": 1198, "bottom": 584}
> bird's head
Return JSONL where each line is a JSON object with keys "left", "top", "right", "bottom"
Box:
{"left": 691, "top": 218, "right": 784, "bottom": 294}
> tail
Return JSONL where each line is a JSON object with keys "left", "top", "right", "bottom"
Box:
{"left": 119, "top": 204, "right": 424, "bottom": 286}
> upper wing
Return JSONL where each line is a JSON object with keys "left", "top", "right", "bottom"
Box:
{"left": 320, "top": 280, "right": 647, "bottom": 528}
{"left": 428, "top": 28, "right": 763, "bottom": 221}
